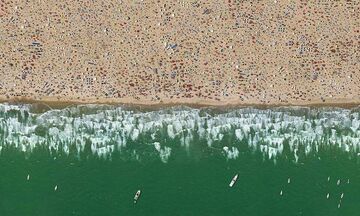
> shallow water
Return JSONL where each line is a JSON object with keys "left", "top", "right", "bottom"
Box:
{"left": 0, "top": 103, "right": 359, "bottom": 215}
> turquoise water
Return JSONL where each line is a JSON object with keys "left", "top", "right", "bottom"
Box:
{"left": 0, "top": 103, "right": 359, "bottom": 215}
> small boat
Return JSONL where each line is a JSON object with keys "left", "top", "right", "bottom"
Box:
{"left": 134, "top": 190, "right": 141, "bottom": 203}
{"left": 229, "top": 174, "right": 238, "bottom": 187}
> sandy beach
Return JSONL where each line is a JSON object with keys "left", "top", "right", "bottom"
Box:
{"left": 0, "top": 0, "right": 359, "bottom": 106}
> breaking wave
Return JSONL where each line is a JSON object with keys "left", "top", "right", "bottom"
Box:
{"left": 0, "top": 103, "right": 360, "bottom": 163}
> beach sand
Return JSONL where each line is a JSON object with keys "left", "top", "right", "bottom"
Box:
{"left": 0, "top": 0, "right": 359, "bottom": 106}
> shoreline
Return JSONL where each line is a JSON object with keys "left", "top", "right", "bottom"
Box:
{"left": 1, "top": 96, "right": 360, "bottom": 110}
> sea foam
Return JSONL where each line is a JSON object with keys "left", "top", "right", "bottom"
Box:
{"left": 0, "top": 104, "right": 359, "bottom": 163}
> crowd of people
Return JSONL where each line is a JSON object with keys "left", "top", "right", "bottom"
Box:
{"left": 0, "top": 0, "right": 359, "bottom": 104}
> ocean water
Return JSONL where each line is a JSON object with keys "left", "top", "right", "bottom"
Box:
{"left": 0, "top": 103, "right": 359, "bottom": 216}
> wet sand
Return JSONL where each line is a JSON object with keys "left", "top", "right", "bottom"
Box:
{"left": 0, "top": 0, "right": 359, "bottom": 106}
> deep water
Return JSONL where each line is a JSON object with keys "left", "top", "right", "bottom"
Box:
{"left": 0, "top": 103, "right": 359, "bottom": 216}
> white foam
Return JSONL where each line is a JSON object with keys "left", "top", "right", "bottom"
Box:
{"left": 167, "top": 125, "right": 175, "bottom": 139}
{"left": 223, "top": 146, "right": 239, "bottom": 159}
{"left": 131, "top": 128, "right": 140, "bottom": 141}
{"left": 235, "top": 129, "right": 243, "bottom": 140}
{"left": 153, "top": 142, "right": 171, "bottom": 163}
{"left": 0, "top": 104, "right": 360, "bottom": 162}
{"left": 154, "top": 142, "right": 161, "bottom": 152}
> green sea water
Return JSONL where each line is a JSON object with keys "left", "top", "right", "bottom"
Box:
{"left": 0, "top": 103, "right": 359, "bottom": 216}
